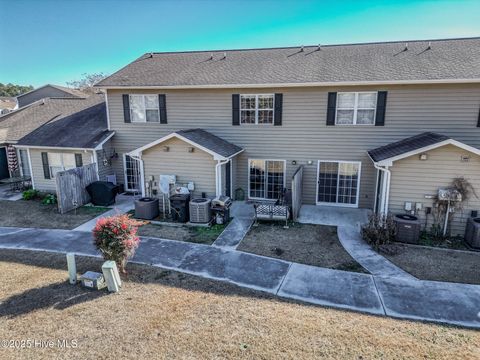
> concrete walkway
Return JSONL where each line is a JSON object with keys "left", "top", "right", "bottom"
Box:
{"left": 0, "top": 226, "right": 479, "bottom": 328}
{"left": 298, "top": 205, "right": 416, "bottom": 280}
{"left": 73, "top": 194, "right": 136, "bottom": 232}
{"left": 212, "top": 201, "right": 255, "bottom": 249}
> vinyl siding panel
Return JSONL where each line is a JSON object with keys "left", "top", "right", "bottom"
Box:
{"left": 96, "top": 139, "right": 114, "bottom": 182}
{"left": 142, "top": 137, "right": 216, "bottom": 199}
{"left": 30, "top": 149, "right": 93, "bottom": 192}
{"left": 106, "top": 84, "right": 480, "bottom": 208}
{"left": 389, "top": 145, "right": 480, "bottom": 236}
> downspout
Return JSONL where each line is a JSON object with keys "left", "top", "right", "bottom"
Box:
{"left": 373, "top": 163, "right": 391, "bottom": 215}
{"left": 215, "top": 159, "right": 229, "bottom": 197}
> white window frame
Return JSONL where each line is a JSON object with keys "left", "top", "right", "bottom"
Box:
{"left": 129, "top": 94, "right": 160, "bottom": 123}
{"left": 316, "top": 160, "right": 361, "bottom": 208}
{"left": 240, "top": 94, "right": 275, "bottom": 125}
{"left": 17, "top": 148, "right": 31, "bottom": 177}
{"left": 48, "top": 152, "right": 76, "bottom": 178}
{"left": 248, "top": 158, "right": 286, "bottom": 200}
{"left": 335, "top": 92, "right": 377, "bottom": 126}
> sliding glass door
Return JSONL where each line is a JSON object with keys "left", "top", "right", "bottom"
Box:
{"left": 249, "top": 159, "right": 285, "bottom": 200}
{"left": 317, "top": 161, "right": 360, "bottom": 207}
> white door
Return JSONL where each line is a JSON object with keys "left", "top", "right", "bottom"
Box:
{"left": 316, "top": 161, "right": 361, "bottom": 207}
{"left": 123, "top": 154, "right": 141, "bottom": 192}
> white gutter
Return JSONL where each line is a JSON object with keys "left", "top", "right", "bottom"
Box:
{"left": 215, "top": 159, "right": 229, "bottom": 197}
{"left": 95, "top": 78, "right": 480, "bottom": 90}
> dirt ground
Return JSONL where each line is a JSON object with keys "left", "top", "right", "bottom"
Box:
{"left": 0, "top": 250, "right": 478, "bottom": 360}
{"left": 237, "top": 222, "right": 367, "bottom": 273}
{"left": 381, "top": 243, "right": 480, "bottom": 285}
{"left": 0, "top": 200, "right": 108, "bottom": 229}
{"left": 138, "top": 223, "right": 225, "bottom": 244}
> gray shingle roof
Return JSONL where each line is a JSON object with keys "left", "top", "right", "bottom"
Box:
{"left": 368, "top": 132, "right": 450, "bottom": 162}
{"left": 1, "top": 94, "right": 110, "bottom": 149}
{"left": 176, "top": 129, "right": 242, "bottom": 158}
{"left": 97, "top": 37, "right": 480, "bottom": 87}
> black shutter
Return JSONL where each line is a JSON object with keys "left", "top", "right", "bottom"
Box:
{"left": 477, "top": 106, "right": 480, "bottom": 127}
{"left": 75, "top": 153, "right": 83, "bottom": 167}
{"left": 326, "top": 92, "right": 337, "bottom": 126}
{"left": 375, "top": 91, "right": 388, "bottom": 126}
{"left": 274, "top": 93, "right": 283, "bottom": 126}
{"left": 122, "top": 94, "right": 131, "bottom": 123}
{"left": 159, "top": 94, "right": 167, "bottom": 124}
{"left": 41, "top": 152, "right": 50, "bottom": 179}
{"left": 232, "top": 94, "right": 240, "bottom": 126}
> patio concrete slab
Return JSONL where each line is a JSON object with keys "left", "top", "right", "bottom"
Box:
{"left": 376, "top": 277, "right": 480, "bottom": 328}
{"left": 298, "top": 205, "right": 370, "bottom": 228}
{"left": 0, "top": 227, "right": 28, "bottom": 236}
{"left": 178, "top": 246, "right": 290, "bottom": 292}
{"left": 278, "top": 263, "right": 385, "bottom": 315}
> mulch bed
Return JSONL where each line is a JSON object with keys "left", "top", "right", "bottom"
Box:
{"left": 380, "top": 243, "right": 480, "bottom": 285}
{"left": 237, "top": 221, "right": 368, "bottom": 273}
{"left": 0, "top": 199, "right": 109, "bottom": 230}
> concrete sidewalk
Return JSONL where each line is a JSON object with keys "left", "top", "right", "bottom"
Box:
{"left": 73, "top": 194, "right": 135, "bottom": 232}
{"left": 0, "top": 226, "right": 479, "bottom": 328}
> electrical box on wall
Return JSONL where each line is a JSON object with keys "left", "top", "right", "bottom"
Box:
{"left": 404, "top": 202, "right": 412, "bottom": 211}
{"left": 415, "top": 202, "right": 423, "bottom": 211}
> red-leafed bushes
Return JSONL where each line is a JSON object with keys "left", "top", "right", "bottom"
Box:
{"left": 93, "top": 214, "right": 145, "bottom": 273}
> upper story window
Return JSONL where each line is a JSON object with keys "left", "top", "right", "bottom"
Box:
{"left": 129, "top": 95, "right": 160, "bottom": 123}
{"left": 336, "top": 92, "right": 377, "bottom": 125}
{"left": 240, "top": 94, "right": 274, "bottom": 125}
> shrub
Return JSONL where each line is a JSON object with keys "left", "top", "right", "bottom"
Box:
{"left": 361, "top": 213, "right": 396, "bottom": 250}
{"left": 41, "top": 193, "right": 57, "bottom": 205}
{"left": 92, "top": 214, "right": 145, "bottom": 273}
{"left": 22, "top": 189, "right": 39, "bottom": 200}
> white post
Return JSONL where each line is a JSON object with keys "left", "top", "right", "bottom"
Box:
{"left": 102, "top": 261, "right": 122, "bottom": 293}
{"left": 66, "top": 253, "right": 77, "bottom": 284}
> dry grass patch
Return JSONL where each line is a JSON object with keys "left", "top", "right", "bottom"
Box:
{"left": 0, "top": 250, "right": 479, "bottom": 360}
{"left": 381, "top": 243, "right": 480, "bottom": 285}
{"left": 238, "top": 222, "right": 367, "bottom": 272}
{"left": 0, "top": 199, "right": 108, "bottom": 229}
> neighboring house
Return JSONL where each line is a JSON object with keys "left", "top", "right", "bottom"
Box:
{"left": 16, "top": 84, "right": 85, "bottom": 108}
{"left": 1, "top": 95, "right": 113, "bottom": 190}
{"left": 0, "top": 97, "right": 18, "bottom": 115}
{"left": 87, "top": 37, "right": 480, "bottom": 236}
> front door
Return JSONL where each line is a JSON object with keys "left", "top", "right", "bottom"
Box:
{"left": 0, "top": 147, "right": 9, "bottom": 180}
{"left": 123, "top": 154, "right": 141, "bottom": 192}
{"left": 317, "top": 161, "right": 361, "bottom": 207}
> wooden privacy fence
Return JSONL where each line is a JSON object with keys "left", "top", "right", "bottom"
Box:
{"left": 55, "top": 163, "right": 99, "bottom": 214}
{"left": 291, "top": 165, "right": 304, "bottom": 221}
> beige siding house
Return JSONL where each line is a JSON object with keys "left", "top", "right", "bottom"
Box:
{"left": 94, "top": 37, "right": 480, "bottom": 236}
{"left": 10, "top": 95, "right": 114, "bottom": 192}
